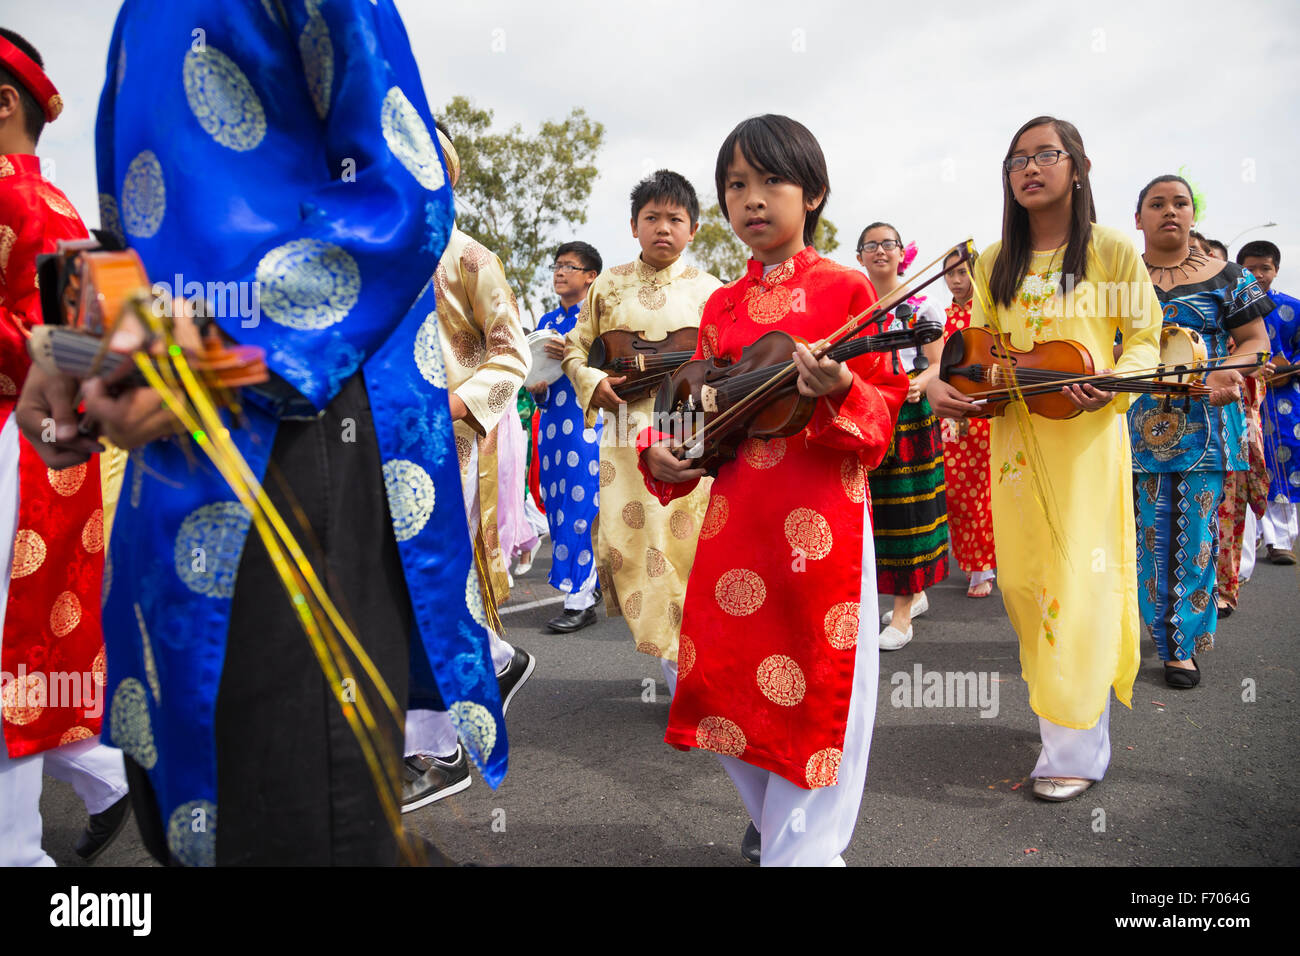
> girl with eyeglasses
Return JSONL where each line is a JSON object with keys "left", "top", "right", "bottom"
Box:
{"left": 857, "top": 224, "right": 949, "bottom": 649}
{"left": 927, "top": 116, "right": 1163, "bottom": 802}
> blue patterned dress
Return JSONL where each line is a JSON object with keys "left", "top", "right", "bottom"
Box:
{"left": 1260, "top": 289, "right": 1300, "bottom": 502}
{"left": 535, "top": 304, "right": 602, "bottom": 594}
{"left": 94, "top": 0, "right": 507, "bottom": 864}
{"left": 1128, "top": 264, "right": 1271, "bottom": 660}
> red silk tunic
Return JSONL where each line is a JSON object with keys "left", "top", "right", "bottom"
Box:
{"left": 639, "top": 247, "right": 907, "bottom": 788}
{"left": 0, "top": 154, "right": 106, "bottom": 757}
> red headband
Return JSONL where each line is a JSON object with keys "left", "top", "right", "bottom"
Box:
{"left": 0, "top": 36, "right": 61, "bottom": 123}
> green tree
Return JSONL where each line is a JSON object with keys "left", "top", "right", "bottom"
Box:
{"left": 439, "top": 96, "right": 605, "bottom": 318}
{"left": 688, "top": 204, "right": 840, "bottom": 282}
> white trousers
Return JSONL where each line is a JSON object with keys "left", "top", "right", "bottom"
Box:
{"left": 563, "top": 566, "right": 599, "bottom": 611}
{"left": 405, "top": 439, "right": 514, "bottom": 759}
{"left": 1260, "top": 500, "right": 1298, "bottom": 550}
{"left": 523, "top": 494, "right": 549, "bottom": 543}
{"left": 1032, "top": 698, "right": 1112, "bottom": 780}
{"left": 1241, "top": 509, "right": 1259, "bottom": 583}
{"left": 715, "top": 498, "right": 880, "bottom": 867}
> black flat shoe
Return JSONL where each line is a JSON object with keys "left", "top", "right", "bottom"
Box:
{"left": 1215, "top": 601, "right": 1233, "bottom": 619}
{"left": 75, "top": 795, "right": 132, "bottom": 862}
{"left": 1164, "top": 656, "right": 1200, "bottom": 689}
{"left": 741, "top": 822, "right": 761, "bottom": 865}
{"left": 546, "top": 606, "right": 597, "bottom": 633}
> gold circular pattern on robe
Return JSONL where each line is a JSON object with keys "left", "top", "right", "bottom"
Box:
{"left": 805, "top": 747, "right": 843, "bottom": 787}
{"left": 413, "top": 310, "right": 449, "bottom": 389}
{"left": 621, "top": 500, "right": 645, "bottom": 529}
{"left": 840, "top": 457, "right": 866, "bottom": 503}
{"left": 0, "top": 225, "right": 15, "bottom": 275}
{"left": 460, "top": 240, "right": 491, "bottom": 274}
{"left": 92, "top": 645, "right": 107, "bottom": 687}
{"left": 299, "top": 3, "right": 334, "bottom": 120}
{"left": 739, "top": 436, "right": 786, "bottom": 470}
{"left": 609, "top": 262, "right": 635, "bottom": 277}
{"left": 669, "top": 510, "right": 695, "bottom": 540}
{"left": 166, "top": 800, "right": 217, "bottom": 867}
{"left": 50, "top": 591, "right": 82, "bottom": 638}
{"left": 488, "top": 323, "right": 518, "bottom": 357}
{"left": 645, "top": 548, "right": 668, "bottom": 577}
{"left": 11, "top": 529, "right": 46, "bottom": 579}
{"left": 783, "top": 507, "right": 833, "bottom": 560}
{"left": 174, "top": 501, "right": 251, "bottom": 598}
{"left": 623, "top": 590, "right": 643, "bottom": 619}
{"left": 750, "top": 286, "right": 792, "bottom": 325}
{"left": 110, "top": 678, "right": 157, "bottom": 769}
{"left": 39, "top": 186, "right": 78, "bottom": 219}
{"left": 669, "top": 601, "right": 682, "bottom": 628}
{"left": 714, "top": 568, "right": 766, "bottom": 617}
{"left": 487, "top": 381, "right": 515, "bottom": 415}
{"left": 1189, "top": 589, "right": 1211, "bottom": 613}
{"left": 2, "top": 672, "right": 45, "bottom": 726}
{"left": 695, "top": 715, "right": 746, "bottom": 757}
{"left": 607, "top": 547, "right": 623, "bottom": 573}
{"left": 449, "top": 329, "right": 485, "bottom": 369}
{"left": 449, "top": 700, "right": 497, "bottom": 761}
{"left": 122, "top": 151, "right": 167, "bottom": 239}
{"left": 699, "top": 494, "right": 729, "bottom": 540}
{"left": 465, "top": 565, "right": 489, "bottom": 630}
{"left": 637, "top": 285, "right": 667, "bottom": 311}
{"left": 456, "top": 434, "right": 473, "bottom": 472}
{"left": 756, "top": 654, "right": 806, "bottom": 707}
{"left": 635, "top": 641, "right": 659, "bottom": 656}
{"left": 0, "top": 156, "right": 12, "bottom": 178}
{"left": 183, "top": 47, "right": 267, "bottom": 152}
{"left": 0, "top": 373, "right": 15, "bottom": 396}
{"left": 479, "top": 425, "right": 499, "bottom": 456}
{"left": 702, "top": 324, "right": 720, "bottom": 359}
{"left": 681, "top": 266, "right": 700, "bottom": 280}
{"left": 48, "top": 461, "right": 87, "bottom": 496}
{"left": 380, "top": 86, "right": 445, "bottom": 192}
{"left": 832, "top": 415, "right": 862, "bottom": 439}
{"left": 256, "top": 238, "right": 361, "bottom": 330}
{"left": 59, "top": 726, "right": 94, "bottom": 746}
{"left": 382, "top": 459, "right": 436, "bottom": 542}
{"left": 599, "top": 461, "right": 616, "bottom": 488}
{"left": 82, "top": 509, "right": 105, "bottom": 554}
{"left": 484, "top": 522, "right": 500, "bottom": 553}
{"left": 823, "top": 601, "right": 860, "bottom": 650}
{"left": 677, "top": 634, "right": 696, "bottom": 679}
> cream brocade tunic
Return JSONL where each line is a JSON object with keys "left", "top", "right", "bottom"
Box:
{"left": 434, "top": 227, "right": 530, "bottom": 602}
{"left": 971, "top": 226, "right": 1162, "bottom": 728}
{"left": 561, "top": 257, "right": 722, "bottom": 660}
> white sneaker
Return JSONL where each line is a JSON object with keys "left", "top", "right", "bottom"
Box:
{"left": 878, "top": 624, "right": 913, "bottom": 651}
{"left": 881, "top": 591, "right": 929, "bottom": 626}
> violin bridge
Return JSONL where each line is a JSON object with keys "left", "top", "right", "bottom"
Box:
{"left": 636, "top": 354, "right": 646, "bottom": 372}
{"left": 700, "top": 384, "right": 718, "bottom": 413}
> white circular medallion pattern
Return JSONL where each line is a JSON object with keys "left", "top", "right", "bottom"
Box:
{"left": 449, "top": 700, "right": 498, "bottom": 761}
{"left": 382, "top": 459, "right": 435, "bottom": 542}
{"left": 167, "top": 800, "right": 217, "bottom": 867}
{"left": 121, "top": 151, "right": 165, "bottom": 239}
{"left": 110, "top": 678, "right": 157, "bottom": 769}
{"left": 413, "top": 311, "right": 448, "bottom": 388}
{"left": 183, "top": 46, "right": 267, "bottom": 151}
{"left": 380, "top": 86, "right": 445, "bottom": 191}
{"left": 173, "top": 501, "right": 252, "bottom": 599}
{"left": 257, "top": 238, "right": 360, "bottom": 330}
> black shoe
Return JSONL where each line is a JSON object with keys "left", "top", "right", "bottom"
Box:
{"left": 402, "top": 748, "right": 471, "bottom": 813}
{"left": 593, "top": 585, "right": 603, "bottom": 602}
{"left": 496, "top": 647, "right": 536, "bottom": 714}
{"left": 546, "top": 606, "right": 597, "bottom": 633}
{"left": 1164, "top": 656, "right": 1200, "bottom": 689}
{"left": 75, "top": 795, "right": 132, "bottom": 862}
{"left": 741, "top": 822, "right": 761, "bottom": 865}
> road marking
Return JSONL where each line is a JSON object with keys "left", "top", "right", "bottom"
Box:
{"left": 499, "top": 594, "right": 567, "bottom": 616}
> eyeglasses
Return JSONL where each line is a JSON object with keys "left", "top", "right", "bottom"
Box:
{"left": 551, "top": 263, "right": 591, "bottom": 273}
{"left": 858, "top": 240, "right": 902, "bottom": 253}
{"left": 1004, "top": 149, "right": 1069, "bottom": 174}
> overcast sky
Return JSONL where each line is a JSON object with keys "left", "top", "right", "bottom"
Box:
{"left": 12, "top": 0, "right": 1300, "bottom": 315}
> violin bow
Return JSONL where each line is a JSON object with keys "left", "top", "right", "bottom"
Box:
{"left": 674, "top": 239, "right": 975, "bottom": 458}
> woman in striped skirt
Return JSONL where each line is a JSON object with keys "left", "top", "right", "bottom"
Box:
{"left": 858, "top": 223, "right": 950, "bottom": 650}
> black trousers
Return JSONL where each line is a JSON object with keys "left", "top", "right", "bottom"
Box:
{"left": 127, "top": 373, "right": 412, "bottom": 865}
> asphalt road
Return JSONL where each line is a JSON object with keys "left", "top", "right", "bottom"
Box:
{"left": 38, "top": 542, "right": 1300, "bottom": 868}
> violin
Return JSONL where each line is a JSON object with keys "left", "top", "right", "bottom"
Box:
{"left": 938, "top": 326, "right": 1270, "bottom": 420}
{"left": 655, "top": 307, "right": 942, "bottom": 476}
{"left": 653, "top": 239, "right": 978, "bottom": 476}
{"left": 587, "top": 327, "right": 698, "bottom": 401}
{"left": 30, "top": 241, "right": 267, "bottom": 391}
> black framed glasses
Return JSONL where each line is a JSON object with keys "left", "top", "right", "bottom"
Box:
{"left": 551, "top": 263, "right": 591, "bottom": 273}
{"left": 1004, "top": 149, "right": 1068, "bottom": 174}
{"left": 858, "top": 240, "right": 903, "bottom": 253}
